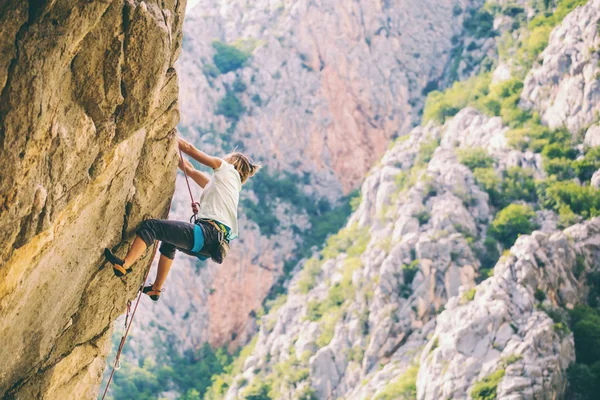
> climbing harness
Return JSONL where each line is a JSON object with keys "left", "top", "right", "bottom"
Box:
{"left": 178, "top": 147, "right": 200, "bottom": 223}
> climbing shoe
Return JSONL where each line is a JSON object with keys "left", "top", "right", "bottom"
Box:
{"left": 142, "top": 284, "right": 164, "bottom": 301}
{"left": 104, "top": 248, "right": 131, "bottom": 277}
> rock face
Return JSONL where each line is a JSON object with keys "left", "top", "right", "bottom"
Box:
{"left": 521, "top": 0, "right": 600, "bottom": 134}
{"left": 130, "top": 0, "right": 488, "bottom": 357}
{"left": 418, "top": 221, "right": 600, "bottom": 399}
{"left": 0, "top": 1, "right": 185, "bottom": 398}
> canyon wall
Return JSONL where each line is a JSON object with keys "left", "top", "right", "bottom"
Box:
{"left": 0, "top": 0, "right": 185, "bottom": 398}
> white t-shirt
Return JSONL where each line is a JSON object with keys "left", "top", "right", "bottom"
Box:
{"left": 196, "top": 160, "right": 241, "bottom": 240}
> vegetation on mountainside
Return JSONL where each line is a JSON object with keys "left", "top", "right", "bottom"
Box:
{"left": 374, "top": 364, "right": 419, "bottom": 400}
{"left": 203, "top": 225, "right": 369, "bottom": 399}
{"left": 218, "top": 346, "right": 316, "bottom": 400}
{"left": 565, "top": 270, "right": 600, "bottom": 399}
{"left": 432, "top": 0, "right": 600, "bottom": 255}
{"left": 216, "top": 90, "right": 246, "bottom": 122}
{"left": 242, "top": 166, "right": 361, "bottom": 287}
{"left": 489, "top": 204, "right": 538, "bottom": 248}
{"left": 424, "top": 0, "right": 589, "bottom": 125}
{"left": 102, "top": 342, "right": 232, "bottom": 400}
{"left": 212, "top": 41, "right": 251, "bottom": 74}
{"left": 471, "top": 368, "right": 506, "bottom": 400}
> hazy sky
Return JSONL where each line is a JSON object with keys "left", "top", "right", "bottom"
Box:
{"left": 187, "top": 0, "right": 201, "bottom": 10}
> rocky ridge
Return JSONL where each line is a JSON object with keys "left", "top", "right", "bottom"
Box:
{"left": 0, "top": 1, "right": 185, "bottom": 398}
{"left": 521, "top": 0, "right": 600, "bottom": 136}
{"left": 418, "top": 219, "right": 600, "bottom": 399}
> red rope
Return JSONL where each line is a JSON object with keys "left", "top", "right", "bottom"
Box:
{"left": 100, "top": 242, "right": 158, "bottom": 400}
{"left": 178, "top": 147, "right": 199, "bottom": 220}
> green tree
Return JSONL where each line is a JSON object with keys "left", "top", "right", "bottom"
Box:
{"left": 212, "top": 41, "right": 251, "bottom": 74}
{"left": 489, "top": 204, "right": 537, "bottom": 248}
{"left": 216, "top": 91, "right": 246, "bottom": 122}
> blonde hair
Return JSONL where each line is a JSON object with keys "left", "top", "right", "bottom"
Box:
{"left": 225, "top": 152, "right": 261, "bottom": 184}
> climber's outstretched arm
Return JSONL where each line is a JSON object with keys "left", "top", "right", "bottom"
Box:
{"left": 178, "top": 137, "right": 222, "bottom": 170}
{"left": 178, "top": 155, "right": 210, "bottom": 188}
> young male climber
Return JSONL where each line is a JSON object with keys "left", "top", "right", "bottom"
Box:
{"left": 104, "top": 137, "right": 260, "bottom": 301}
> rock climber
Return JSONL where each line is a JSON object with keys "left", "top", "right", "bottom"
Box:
{"left": 104, "top": 137, "right": 260, "bottom": 301}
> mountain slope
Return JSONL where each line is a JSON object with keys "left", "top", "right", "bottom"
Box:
{"left": 204, "top": 1, "right": 600, "bottom": 399}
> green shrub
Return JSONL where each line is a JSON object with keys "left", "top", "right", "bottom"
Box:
{"left": 326, "top": 283, "right": 346, "bottom": 308}
{"left": 473, "top": 167, "right": 502, "bottom": 207}
{"left": 558, "top": 204, "right": 579, "bottom": 229}
{"left": 471, "top": 369, "right": 505, "bottom": 400}
{"left": 500, "top": 167, "right": 537, "bottom": 206}
{"left": 544, "top": 157, "right": 575, "bottom": 180}
{"left": 374, "top": 364, "right": 419, "bottom": 400}
{"left": 202, "top": 63, "right": 220, "bottom": 79}
{"left": 415, "top": 209, "right": 431, "bottom": 225}
{"left": 476, "top": 237, "right": 500, "bottom": 270}
{"left": 251, "top": 94, "right": 262, "bottom": 106}
{"left": 306, "top": 300, "right": 324, "bottom": 321}
{"left": 203, "top": 337, "right": 259, "bottom": 399}
{"left": 321, "top": 223, "right": 370, "bottom": 260}
{"left": 574, "top": 254, "right": 586, "bottom": 279}
{"left": 489, "top": 204, "right": 538, "bottom": 248}
{"left": 216, "top": 91, "right": 245, "bottom": 122}
{"left": 403, "top": 260, "right": 420, "bottom": 285}
{"left": 566, "top": 363, "right": 600, "bottom": 399}
{"left": 571, "top": 306, "right": 600, "bottom": 365}
{"left": 297, "top": 258, "right": 322, "bottom": 294}
{"left": 463, "top": 8, "right": 497, "bottom": 39}
{"left": 242, "top": 378, "right": 273, "bottom": 400}
{"left": 534, "top": 288, "right": 546, "bottom": 302}
{"left": 423, "top": 73, "right": 491, "bottom": 124}
{"left": 457, "top": 148, "right": 495, "bottom": 171}
{"left": 520, "top": 25, "right": 552, "bottom": 65}
{"left": 573, "top": 147, "right": 600, "bottom": 182}
{"left": 233, "top": 77, "right": 247, "bottom": 92}
{"left": 543, "top": 181, "right": 600, "bottom": 218}
{"left": 212, "top": 41, "right": 251, "bottom": 74}
{"left": 347, "top": 347, "right": 365, "bottom": 363}
{"left": 503, "top": 354, "right": 523, "bottom": 366}
{"left": 416, "top": 137, "right": 441, "bottom": 166}
{"left": 462, "top": 288, "right": 476, "bottom": 303}
{"left": 315, "top": 311, "right": 342, "bottom": 348}
{"left": 476, "top": 78, "right": 524, "bottom": 117}
{"left": 565, "top": 304, "right": 600, "bottom": 397}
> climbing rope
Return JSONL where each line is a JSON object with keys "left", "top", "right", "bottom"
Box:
{"left": 178, "top": 147, "right": 200, "bottom": 222}
{"left": 100, "top": 242, "right": 158, "bottom": 400}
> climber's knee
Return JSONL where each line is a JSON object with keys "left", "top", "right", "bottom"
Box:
{"left": 137, "top": 219, "right": 158, "bottom": 247}
{"left": 159, "top": 242, "right": 176, "bottom": 260}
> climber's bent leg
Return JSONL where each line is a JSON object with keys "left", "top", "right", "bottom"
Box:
{"left": 152, "top": 254, "right": 174, "bottom": 291}
{"left": 122, "top": 236, "right": 148, "bottom": 269}
{"left": 137, "top": 219, "right": 196, "bottom": 253}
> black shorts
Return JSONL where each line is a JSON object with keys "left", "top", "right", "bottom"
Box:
{"left": 136, "top": 219, "right": 220, "bottom": 260}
